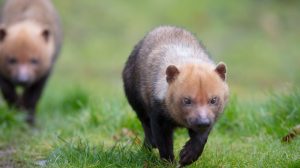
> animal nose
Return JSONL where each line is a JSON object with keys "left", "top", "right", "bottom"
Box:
{"left": 196, "top": 118, "right": 211, "bottom": 128}
{"left": 15, "top": 75, "right": 30, "bottom": 86}
{"left": 16, "top": 66, "right": 30, "bottom": 85}
{"left": 16, "top": 80, "right": 28, "bottom": 86}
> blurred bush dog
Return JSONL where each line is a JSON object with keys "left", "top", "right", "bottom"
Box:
{"left": 0, "top": 0, "right": 62, "bottom": 124}
{"left": 123, "top": 26, "right": 229, "bottom": 166}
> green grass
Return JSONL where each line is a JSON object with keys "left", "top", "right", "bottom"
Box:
{"left": 1, "top": 0, "right": 300, "bottom": 167}
{"left": 0, "top": 88, "right": 299, "bottom": 167}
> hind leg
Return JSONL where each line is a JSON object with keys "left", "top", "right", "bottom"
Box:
{"left": 123, "top": 85, "right": 155, "bottom": 148}
{"left": 129, "top": 100, "right": 156, "bottom": 149}
{"left": 122, "top": 44, "right": 156, "bottom": 148}
{"left": 140, "top": 116, "right": 156, "bottom": 149}
{"left": 150, "top": 110, "right": 175, "bottom": 162}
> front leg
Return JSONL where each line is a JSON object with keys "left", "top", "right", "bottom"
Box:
{"left": 21, "top": 74, "right": 49, "bottom": 125}
{"left": 179, "top": 128, "right": 211, "bottom": 166}
{"left": 0, "top": 77, "right": 18, "bottom": 107}
{"left": 150, "top": 113, "right": 175, "bottom": 162}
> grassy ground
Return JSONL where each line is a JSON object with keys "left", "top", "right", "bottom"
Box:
{"left": 0, "top": 0, "right": 300, "bottom": 167}
{"left": 0, "top": 87, "right": 299, "bottom": 167}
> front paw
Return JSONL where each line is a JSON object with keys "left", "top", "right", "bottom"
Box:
{"left": 143, "top": 139, "right": 156, "bottom": 150}
{"left": 179, "top": 141, "right": 200, "bottom": 166}
{"left": 26, "top": 114, "right": 35, "bottom": 126}
{"left": 160, "top": 153, "right": 175, "bottom": 163}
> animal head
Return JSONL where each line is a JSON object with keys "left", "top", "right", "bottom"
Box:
{"left": 165, "top": 62, "right": 229, "bottom": 131}
{"left": 0, "top": 21, "right": 54, "bottom": 86}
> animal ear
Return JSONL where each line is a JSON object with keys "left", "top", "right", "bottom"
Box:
{"left": 0, "top": 28, "right": 6, "bottom": 42}
{"left": 215, "top": 62, "right": 227, "bottom": 81}
{"left": 166, "top": 65, "right": 179, "bottom": 84}
{"left": 42, "top": 29, "right": 50, "bottom": 42}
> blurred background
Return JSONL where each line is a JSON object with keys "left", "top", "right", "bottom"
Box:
{"left": 51, "top": 0, "right": 300, "bottom": 101}
{"left": 0, "top": 1, "right": 300, "bottom": 167}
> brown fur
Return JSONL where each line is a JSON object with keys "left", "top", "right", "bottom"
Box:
{"left": 0, "top": 0, "right": 62, "bottom": 124}
{"left": 0, "top": 0, "right": 62, "bottom": 48}
{"left": 134, "top": 26, "right": 228, "bottom": 127}
{"left": 123, "top": 26, "right": 229, "bottom": 166}
{"left": 166, "top": 63, "right": 229, "bottom": 128}
{"left": 0, "top": 0, "right": 62, "bottom": 83}
{"left": 282, "top": 124, "right": 300, "bottom": 142}
{"left": 0, "top": 21, "right": 54, "bottom": 83}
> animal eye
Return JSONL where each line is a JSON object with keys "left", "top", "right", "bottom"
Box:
{"left": 7, "top": 57, "right": 17, "bottom": 65}
{"left": 182, "top": 98, "right": 192, "bottom": 105}
{"left": 209, "top": 97, "right": 218, "bottom": 105}
{"left": 30, "top": 58, "right": 39, "bottom": 65}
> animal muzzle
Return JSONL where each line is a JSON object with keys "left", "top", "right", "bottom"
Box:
{"left": 14, "top": 66, "right": 32, "bottom": 86}
{"left": 194, "top": 118, "right": 211, "bottom": 130}
{"left": 187, "top": 117, "right": 212, "bottom": 131}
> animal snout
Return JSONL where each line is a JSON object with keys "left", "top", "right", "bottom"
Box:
{"left": 187, "top": 117, "right": 211, "bottom": 129}
{"left": 18, "top": 75, "right": 29, "bottom": 82}
{"left": 15, "top": 66, "right": 31, "bottom": 85}
{"left": 14, "top": 73, "right": 30, "bottom": 86}
{"left": 195, "top": 118, "right": 211, "bottom": 128}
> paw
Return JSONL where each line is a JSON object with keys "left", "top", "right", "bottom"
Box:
{"left": 144, "top": 135, "right": 157, "bottom": 148}
{"left": 149, "top": 137, "right": 157, "bottom": 148}
{"left": 26, "top": 115, "right": 35, "bottom": 126}
{"left": 179, "top": 142, "right": 200, "bottom": 166}
{"left": 143, "top": 140, "right": 156, "bottom": 150}
{"left": 160, "top": 154, "right": 175, "bottom": 163}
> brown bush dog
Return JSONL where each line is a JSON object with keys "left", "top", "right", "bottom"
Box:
{"left": 0, "top": 0, "right": 62, "bottom": 125}
{"left": 122, "top": 26, "right": 229, "bottom": 166}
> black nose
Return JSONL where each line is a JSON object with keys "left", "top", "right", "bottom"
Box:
{"left": 14, "top": 79, "right": 29, "bottom": 86}
{"left": 196, "top": 118, "right": 211, "bottom": 128}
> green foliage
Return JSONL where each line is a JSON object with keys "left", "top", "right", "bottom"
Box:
{"left": 60, "top": 88, "right": 89, "bottom": 112}
{"left": 216, "top": 90, "right": 300, "bottom": 138}
{"left": 215, "top": 95, "right": 241, "bottom": 134}
{"left": 262, "top": 89, "right": 300, "bottom": 136}
{"left": 0, "top": 107, "right": 27, "bottom": 131}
